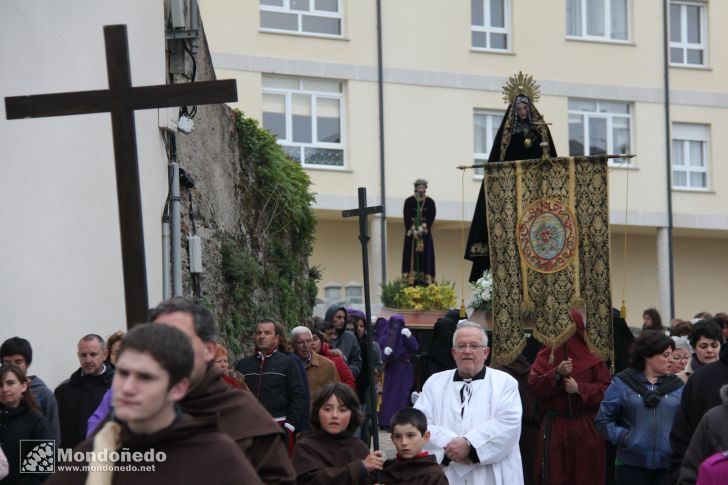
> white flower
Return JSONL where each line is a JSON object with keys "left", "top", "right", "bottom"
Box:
{"left": 469, "top": 270, "right": 493, "bottom": 311}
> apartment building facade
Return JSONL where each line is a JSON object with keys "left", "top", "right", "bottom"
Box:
{"left": 199, "top": 0, "right": 728, "bottom": 323}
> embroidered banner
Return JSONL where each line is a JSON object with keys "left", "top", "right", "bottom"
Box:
{"left": 485, "top": 156, "right": 612, "bottom": 365}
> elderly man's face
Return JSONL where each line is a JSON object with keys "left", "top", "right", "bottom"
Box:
{"left": 415, "top": 184, "right": 427, "bottom": 196}
{"left": 451, "top": 327, "right": 489, "bottom": 378}
{"left": 293, "top": 332, "right": 313, "bottom": 360}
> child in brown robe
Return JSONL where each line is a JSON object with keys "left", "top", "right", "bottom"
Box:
{"left": 376, "top": 408, "right": 449, "bottom": 485}
{"left": 293, "top": 383, "right": 384, "bottom": 484}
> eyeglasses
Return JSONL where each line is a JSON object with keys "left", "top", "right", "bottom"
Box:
{"left": 453, "top": 343, "right": 486, "bottom": 352}
{"left": 671, "top": 354, "right": 690, "bottom": 361}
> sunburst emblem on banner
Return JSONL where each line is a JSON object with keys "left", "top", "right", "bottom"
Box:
{"left": 502, "top": 71, "right": 541, "bottom": 105}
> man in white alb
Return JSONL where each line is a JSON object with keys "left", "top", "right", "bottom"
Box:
{"left": 414, "top": 321, "right": 524, "bottom": 485}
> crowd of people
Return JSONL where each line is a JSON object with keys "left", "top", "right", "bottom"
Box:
{"left": 1, "top": 300, "right": 727, "bottom": 484}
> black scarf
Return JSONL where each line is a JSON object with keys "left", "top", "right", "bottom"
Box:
{"left": 615, "top": 368, "right": 683, "bottom": 408}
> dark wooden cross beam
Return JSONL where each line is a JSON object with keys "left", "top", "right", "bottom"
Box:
{"left": 5, "top": 25, "right": 237, "bottom": 329}
{"left": 342, "top": 187, "right": 383, "bottom": 450}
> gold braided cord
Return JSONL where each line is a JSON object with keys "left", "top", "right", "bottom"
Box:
{"left": 459, "top": 169, "right": 467, "bottom": 318}
{"left": 620, "top": 161, "right": 630, "bottom": 320}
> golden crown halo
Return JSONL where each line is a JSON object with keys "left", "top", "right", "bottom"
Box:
{"left": 502, "top": 71, "right": 541, "bottom": 105}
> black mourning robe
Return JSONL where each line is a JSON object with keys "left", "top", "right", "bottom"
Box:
{"left": 377, "top": 455, "right": 449, "bottom": 485}
{"left": 402, "top": 194, "right": 436, "bottom": 282}
{"left": 464, "top": 98, "right": 557, "bottom": 282}
{"left": 292, "top": 429, "right": 370, "bottom": 485}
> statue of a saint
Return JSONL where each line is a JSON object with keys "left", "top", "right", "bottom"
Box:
{"left": 465, "top": 72, "right": 558, "bottom": 282}
{"left": 402, "top": 179, "right": 436, "bottom": 285}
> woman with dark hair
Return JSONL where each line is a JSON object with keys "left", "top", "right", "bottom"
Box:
{"left": 0, "top": 364, "right": 53, "bottom": 484}
{"left": 105, "top": 330, "right": 125, "bottom": 366}
{"left": 678, "top": 319, "right": 724, "bottom": 382}
{"left": 643, "top": 308, "right": 664, "bottom": 332}
{"left": 596, "top": 331, "right": 683, "bottom": 484}
{"left": 292, "top": 384, "right": 383, "bottom": 484}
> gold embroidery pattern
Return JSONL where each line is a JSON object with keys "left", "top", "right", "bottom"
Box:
{"left": 485, "top": 156, "right": 613, "bottom": 364}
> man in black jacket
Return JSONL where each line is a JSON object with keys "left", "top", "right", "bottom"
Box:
{"left": 669, "top": 341, "right": 728, "bottom": 482}
{"left": 54, "top": 334, "right": 114, "bottom": 449}
{"left": 236, "top": 319, "right": 306, "bottom": 447}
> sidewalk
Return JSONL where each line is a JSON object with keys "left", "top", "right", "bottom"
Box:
{"left": 375, "top": 429, "right": 397, "bottom": 460}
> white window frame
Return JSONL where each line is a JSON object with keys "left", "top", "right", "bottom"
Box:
{"left": 473, "top": 110, "right": 502, "bottom": 177}
{"left": 262, "top": 75, "right": 346, "bottom": 169}
{"left": 671, "top": 123, "right": 709, "bottom": 191}
{"left": 260, "top": 0, "right": 343, "bottom": 38}
{"left": 566, "top": 0, "right": 630, "bottom": 43}
{"left": 568, "top": 99, "right": 632, "bottom": 166}
{"left": 471, "top": 0, "right": 511, "bottom": 52}
{"left": 669, "top": 1, "right": 707, "bottom": 67}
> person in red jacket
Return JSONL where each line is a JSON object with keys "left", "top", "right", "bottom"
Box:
{"left": 312, "top": 327, "right": 356, "bottom": 389}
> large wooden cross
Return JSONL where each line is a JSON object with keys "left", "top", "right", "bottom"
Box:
{"left": 4, "top": 25, "right": 237, "bottom": 328}
{"left": 342, "top": 187, "right": 383, "bottom": 450}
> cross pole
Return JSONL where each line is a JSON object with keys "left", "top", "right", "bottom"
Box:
{"left": 5, "top": 25, "right": 237, "bottom": 329}
{"left": 342, "top": 187, "right": 383, "bottom": 450}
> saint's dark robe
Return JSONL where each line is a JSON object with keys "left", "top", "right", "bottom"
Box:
{"left": 464, "top": 96, "right": 557, "bottom": 282}
{"left": 402, "top": 194, "right": 436, "bottom": 282}
{"left": 292, "top": 429, "right": 370, "bottom": 485}
{"left": 180, "top": 364, "right": 295, "bottom": 484}
{"left": 376, "top": 455, "right": 449, "bottom": 485}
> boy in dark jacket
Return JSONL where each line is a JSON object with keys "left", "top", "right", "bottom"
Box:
{"left": 377, "top": 407, "right": 448, "bottom": 485}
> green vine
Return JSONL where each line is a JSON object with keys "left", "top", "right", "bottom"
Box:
{"left": 220, "top": 111, "right": 319, "bottom": 350}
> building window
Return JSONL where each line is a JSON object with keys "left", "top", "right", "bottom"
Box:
{"left": 566, "top": 0, "right": 629, "bottom": 41}
{"left": 473, "top": 111, "right": 501, "bottom": 175}
{"left": 260, "top": 0, "right": 342, "bottom": 37}
{"left": 344, "top": 283, "right": 363, "bottom": 305}
{"left": 323, "top": 282, "right": 342, "bottom": 304}
{"left": 672, "top": 123, "right": 708, "bottom": 189}
{"left": 471, "top": 0, "right": 510, "bottom": 51}
{"left": 670, "top": 1, "right": 706, "bottom": 66}
{"left": 262, "top": 75, "right": 345, "bottom": 168}
{"left": 568, "top": 99, "right": 631, "bottom": 165}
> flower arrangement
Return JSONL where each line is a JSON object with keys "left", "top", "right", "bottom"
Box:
{"left": 469, "top": 270, "right": 493, "bottom": 313}
{"left": 381, "top": 278, "right": 456, "bottom": 311}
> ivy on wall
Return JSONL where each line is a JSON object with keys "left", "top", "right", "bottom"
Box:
{"left": 220, "top": 111, "right": 319, "bottom": 354}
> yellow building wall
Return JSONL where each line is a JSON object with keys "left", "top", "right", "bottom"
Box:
{"left": 202, "top": 0, "right": 728, "bottom": 319}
